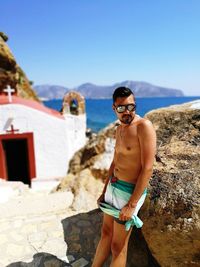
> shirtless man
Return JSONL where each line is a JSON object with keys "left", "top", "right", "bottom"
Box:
{"left": 92, "top": 87, "right": 156, "bottom": 267}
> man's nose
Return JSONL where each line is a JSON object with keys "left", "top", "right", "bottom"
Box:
{"left": 123, "top": 108, "right": 130, "bottom": 114}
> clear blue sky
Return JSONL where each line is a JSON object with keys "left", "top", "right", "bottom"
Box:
{"left": 1, "top": 0, "right": 200, "bottom": 95}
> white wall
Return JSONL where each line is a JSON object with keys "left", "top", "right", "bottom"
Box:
{"left": 0, "top": 104, "right": 86, "bottom": 179}
{"left": 64, "top": 113, "right": 87, "bottom": 159}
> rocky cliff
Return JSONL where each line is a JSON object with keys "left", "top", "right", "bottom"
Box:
{"left": 57, "top": 100, "right": 200, "bottom": 267}
{"left": 0, "top": 32, "right": 39, "bottom": 101}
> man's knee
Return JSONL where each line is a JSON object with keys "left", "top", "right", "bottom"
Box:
{"left": 111, "top": 241, "right": 127, "bottom": 257}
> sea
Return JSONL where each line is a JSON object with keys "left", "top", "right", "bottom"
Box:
{"left": 44, "top": 96, "right": 200, "bottom": 133}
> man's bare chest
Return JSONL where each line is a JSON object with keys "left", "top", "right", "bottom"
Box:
{"left": 115, "top": 133, "right": 140, "bottom": 154}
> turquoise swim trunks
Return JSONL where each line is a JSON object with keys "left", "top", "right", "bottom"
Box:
{"left": 99, "top": 175, "right": 147, "bottom": 231}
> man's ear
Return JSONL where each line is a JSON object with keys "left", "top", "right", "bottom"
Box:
{"left": 112, "top": 105, "right": 115, "bottom": 111}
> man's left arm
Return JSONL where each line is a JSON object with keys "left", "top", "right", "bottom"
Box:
{"left": 119, "top": 119, "right": 156, "bottom": 220}
{"left": 128, "top": 119, "right": 157, "bottom": 206}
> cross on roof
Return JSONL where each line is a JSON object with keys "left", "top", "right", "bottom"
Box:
{"left": 3, "top": 85, "right": 15, "bottom": 103}
{"left": 6, "top": 124, "right": 19, "bottom": 134}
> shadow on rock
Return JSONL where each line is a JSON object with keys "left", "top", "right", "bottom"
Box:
{"left": 61, "top": 208, "right": 160, "bottom": 267}
{"left": 6, "top": 252, "right": 71, "bottom": 267}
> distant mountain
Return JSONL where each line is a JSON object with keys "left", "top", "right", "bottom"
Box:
{"left": 33, "top": 85, "right": 69, "bottom": 100}
{"left": 76, "top": 83, "right": 113, "bottom": 98}
{"left": 77, "top": 81, "right": 184, "bottom": 98}
{"left": 34, "top": 81, "right": 184, "bottom": 100}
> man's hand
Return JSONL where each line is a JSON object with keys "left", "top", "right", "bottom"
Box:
{"left": 119, "top": 205, "right": 135, "bottom": 221}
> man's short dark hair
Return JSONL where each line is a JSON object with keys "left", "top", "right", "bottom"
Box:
{"left": 113, "top": 87, "right": 134, "bottom": 103}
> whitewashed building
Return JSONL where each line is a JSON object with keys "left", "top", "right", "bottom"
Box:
{"left": 0, "top": 89, "right": 86, "bottom": 186}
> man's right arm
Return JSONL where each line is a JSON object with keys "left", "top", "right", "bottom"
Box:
{"left": 102, "top": 160, "right": 115, "bottom": 194}
{"left": 97, "top": 160, "right": 115, "bottom": 205}
{"left": 98, "top": 126, "right": 117, "bottom": 204}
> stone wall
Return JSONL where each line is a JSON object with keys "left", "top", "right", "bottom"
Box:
{"left": 62, "top": 209, "right": 160, "bottom": 267}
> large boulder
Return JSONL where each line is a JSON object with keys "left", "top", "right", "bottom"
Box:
{"left": 56, "top": 169, "right": 104, "bottom": 211}
{"left": 142, "top": 101, "right": 200, "bottom": 267}
{"left": 68, "top": 121, "right": 117, "bottom": 182}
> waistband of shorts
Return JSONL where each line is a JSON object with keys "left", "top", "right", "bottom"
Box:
{"left": 109, "top": 175, "right": 148, "bottom": 195}
{"left": 110, "top": 175, "right": 135, "bottom": 186}
{"left": 109, "top": 175, "right": 135, "bottom": 193}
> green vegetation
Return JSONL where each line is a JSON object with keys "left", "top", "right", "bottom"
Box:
{"left": 29, "top": 80, "right": 34, "bottom": 85}
{"left": 0, "top": 32, "right": 8, "bottom": 42}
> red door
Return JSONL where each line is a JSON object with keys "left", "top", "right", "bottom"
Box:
{"left": 0, "top": 132, "right": 36, "bottom": 186}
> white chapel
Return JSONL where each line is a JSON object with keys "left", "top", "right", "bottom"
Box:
{"left": 0, "top": 86, "right": 87, "bottom": 186}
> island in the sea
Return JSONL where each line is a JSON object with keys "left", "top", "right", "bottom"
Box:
{"left": 34, "top": 81, "right": 184, "bottom": 100}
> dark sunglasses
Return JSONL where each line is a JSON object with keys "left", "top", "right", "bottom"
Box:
{"left": 114, "top": 103, "right": 136, "bottom": 113}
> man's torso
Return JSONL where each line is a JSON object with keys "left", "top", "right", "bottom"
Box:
{"left": 114, "top": 115, "right": 144, "bottom": 183}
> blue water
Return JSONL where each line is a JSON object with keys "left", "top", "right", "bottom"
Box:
{"left": 44, "top": 97, "right": 200, "bottom": 132}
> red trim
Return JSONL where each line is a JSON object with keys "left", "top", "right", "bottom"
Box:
{"left": 0, "top": 140, "right": 7, "bottom": 179}
{"left": 0, "top": 132, "right": 36, "bottom": 181}
{"left": 27, "top": 133, "right": 36, "bottom": 178}
{"left": 0, "top": 95, "right": 64, "bottom": 120}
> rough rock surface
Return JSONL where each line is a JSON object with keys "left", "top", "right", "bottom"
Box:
{"left": 67, "top": 121, "right": 117, "bottom": 182}
{"left": 0, "top": 33, "right": 39, "bottom": 101}
{"left": 58, "top": 100, "right": 200, "bottom": 267}
{"left": 141, "top": 102, "right": 200, "bottom": 267}
{"left": 56, "top": 169, "right": 104, "bottom": 212}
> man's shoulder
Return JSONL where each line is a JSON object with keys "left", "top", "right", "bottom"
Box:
{"left": 137, "top": 117, "right": 154, "bottom": 134}
{"left": 137, "top": 117, "right": 153, "bottom": 127}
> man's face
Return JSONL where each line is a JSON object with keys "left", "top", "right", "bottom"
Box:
{"left": 113, "top": 94, "right": 136, "bottom": 125}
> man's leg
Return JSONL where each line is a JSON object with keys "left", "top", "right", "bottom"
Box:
{"left": 110, "top": 221, "right": 132, "bottom": 267}
{"left": 92, "top": 214, "right": 114, "bottom": 267}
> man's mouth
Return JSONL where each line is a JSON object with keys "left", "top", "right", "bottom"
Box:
{"left": 121, "top": 114, "right": 133, "bottom": 124}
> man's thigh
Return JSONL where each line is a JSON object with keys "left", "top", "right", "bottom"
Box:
{"left": 112, "top": 220, "right": 132, "bottom": 248}
{"left": 101, "top": 213, "right": 114, "bottom": 236}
